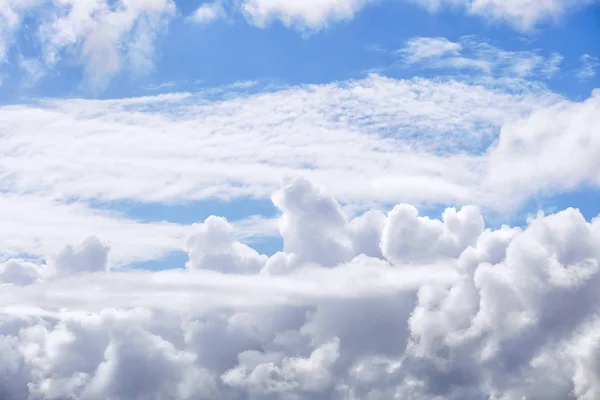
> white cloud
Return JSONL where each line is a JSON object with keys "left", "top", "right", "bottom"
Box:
{"left": 399, "top": 35, "right": 563, "bottom": 79}
{"left": 381, "top": 203, "right": 484, "bottom": 264}
{"left": 0, "top": 0, "right": 44, "bottom": 62}
{"left": 399, "top": 36, "right": 462, "bottom": 64}
{"left": 576, "top": 54, "right": 599, "bottom": 80}
{"left": 464, "top": 0, "right": 594, "bottom": 30}
{"left": 0, "top": 191, "right": 276, "bottom": 266}
{"left": 0, "top": 259, "right": 41, "bottom": 286}
{"left": 484, "top": 90, "right": 600, "bottom": 202}
{"left": 4, "top": 73, "right": 600, "bottom": 263}
{"left": 241, "top": 0, "right": 595, "bottom": 30}
{"left": 1, "top": 178, "right": 600, "bottom": 398}
{"left": 186, "top": 216, "right": 268, "bottom": 274}
{"left": 0, "top": 75, "right": 561, "bottom": 212}
{"left": 242, "top": 0, "right": 371, "bottom": 29}
{"left": 39, "top": 0, "right": 176, "bottom": 87}
{"left": 0, "top": 0, "right": 175, "bottom": 87}
{"left": 49, "top": 236, "right": 110, "bottom": 278}
{"left": 189, "top": 1, "right": 226, "bottom": 25}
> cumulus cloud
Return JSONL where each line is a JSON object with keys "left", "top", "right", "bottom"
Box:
{"left": 3, "top": 72, "right": 600, "bottom": 263}
{"left": 6, "top": 72, "right": 600, "bottom": 262}
{"left": 48, "top": 236, "right": 110, "bottom": 278}
{"left": 186, "top": 216, "right": 267, "bottom": 274}
{"left": 415, "top": 0, "right": 595, "bottom": 30}
{"left": 0, "top": 259, "right": 41, "bottom": 286}
{"left": 1, "top": 178, "right": 600, "bottom": 398}
{"left": 241, "top": 0, "right": 594, "bottom": 30}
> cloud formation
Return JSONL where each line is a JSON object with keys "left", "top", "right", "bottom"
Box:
{"left": 0, "top": 0, "right": 594, "bottom": 87}
{"left": 1, "top": 0, "right": 175, "bottom": 87}
{"left": 241, "top": 0, "right": 595, "bottom": 30}
{"left": 3, "top": 71, "right": 600, "bottom": 263}
{"left": 399, "top": 36, "right": 564, "bottom": 79}
{"left": 5, "top": 71, "right": 600, "bottom": 261}
{"left": 0, "top": 75, "right": 561, "bottom": 208}
{"left": 189, "top": 1, "right": 226, "bottom": 25}
{"left": 1, "top": 177, "right": 600, "bottom": 399}
{"left": 577, "top": 54, "right": 599, "bottom": 80}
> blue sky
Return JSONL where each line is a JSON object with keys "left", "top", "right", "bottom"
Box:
{"left": 0, "top": 0, "right": 600, "bottom": 266}
{"left": 2, "top": 0, "right": 598, "bottom": 100}
{"left": 6, "top": 3, "right": 600, "bottom": 399}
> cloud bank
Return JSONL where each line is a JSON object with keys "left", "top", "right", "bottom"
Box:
{"left": 241, "top": 0, "right": 595, "bottom": 30}
{"left": 1, "top": 177, "right": 600, "bottom": 399}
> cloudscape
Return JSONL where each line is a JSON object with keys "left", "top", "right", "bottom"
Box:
{"left": 1, "top": 0, "right": 600, "bottom": 399}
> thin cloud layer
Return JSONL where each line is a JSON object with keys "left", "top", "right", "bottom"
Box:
{"left": 0, "top": 75, "right": 561, "bottom": 207}
{"left": 1, "top": 178, "right": 600, "bottom": 399}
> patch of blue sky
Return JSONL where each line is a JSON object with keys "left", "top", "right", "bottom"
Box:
{"left": 87, "top": 197, "right": 279, "bottom": 225}
{"left": 520, "top": 186, "right": 600, "bottom": 224}
{"left": 125, "top": 250, "right": 188, "bottom": 271}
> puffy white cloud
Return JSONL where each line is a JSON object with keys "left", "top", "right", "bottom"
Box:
{"left": 48, "top": 236, "right": 110, "bottom": 278}
{"left": 242, "top": 0, "right": 371, "bottom": 29}
{"left": 2, "top": 73, "right": 600, "bottom": 275}
{"left": 411, "top": 0, "right": 595, "bottom": 30}
{"left": 1, "top": 179, "right": 600, "bottom": 398}
{"left": 484, "top": 89, "right": 600, "bottom": 204}
{"left": 222, "top": 338, "right": 340, "bottom": 396}
{"left": 0, "top": 259, "right": 41, "bottom": 286}
{"left": 463, "top": 0, "right": 594, "bottom": 30}
{"left": 41, "top": 0, "right": 176, "bottom": 86}
{"left": 241, "top": 0, "right": 594, "bottom": 30}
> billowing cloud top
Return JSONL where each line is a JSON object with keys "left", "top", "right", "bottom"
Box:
{"left": 2, "top": 178, "right": 600, "bottom": 399}
{"left": 0, "top": 0, "right": 599, "bottom": 398}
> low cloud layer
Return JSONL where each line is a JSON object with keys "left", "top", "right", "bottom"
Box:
{"left": 1, "top": 177, "right": 600, "bottom": 399}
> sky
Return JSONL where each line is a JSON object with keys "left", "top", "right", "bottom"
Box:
{"left": 1, "top": 0, "right": 600, "bottom": 399}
